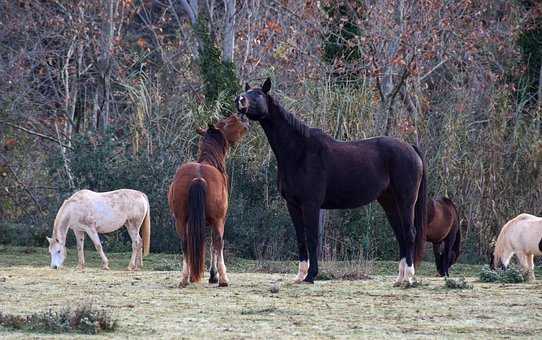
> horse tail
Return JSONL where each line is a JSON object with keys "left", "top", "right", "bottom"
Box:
{"left": 141, "top": 197, "right": 151, "bottom": 256}
{"left": 448, "top": 199, "right": 461, "bottom": 265}
{"left": 186, "top": 178, "right": 207, "bottom": 282}
{"left": 412, "top": 144, "right": 427, "bottom": 268}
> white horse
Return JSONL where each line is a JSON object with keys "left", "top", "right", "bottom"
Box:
{"left": 492, "top": 213, "right": 542, "bottom": 281}
{"left": 47, "top": 189, "right": 151, "bottom": 270}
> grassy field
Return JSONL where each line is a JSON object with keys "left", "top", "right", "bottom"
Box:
{"left": 1, "top": 246, "right": 542, "bottom": 339}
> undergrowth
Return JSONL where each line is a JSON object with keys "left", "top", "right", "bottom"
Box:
{"left": 479, "top": 265, "right": 525, "bottom": 283}
{"left": 0, "top": 305, "right": 117, "bottom": 334}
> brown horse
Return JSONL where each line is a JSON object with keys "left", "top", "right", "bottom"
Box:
{"left": 426, "top": 196, "right": 461, "bottom": 277}
{"left": 168, "top": 115, "right": 248, "bottom": 287}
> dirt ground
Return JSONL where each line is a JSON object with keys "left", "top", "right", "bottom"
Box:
{"left": 1, "top": 247, "right": 541, "bottom": 339}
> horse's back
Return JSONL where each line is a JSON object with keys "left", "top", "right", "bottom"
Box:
{"left": 319, "top": 136, "right": 422, "bottom": 209}
{"left": 500, "top": 213, "right": 542, "bottom": 255}
{"left": 169, "top": 162, "right": 228, "bottom": 222}
{"left": 60, "top": 189, "right": 148, "bottom": 232}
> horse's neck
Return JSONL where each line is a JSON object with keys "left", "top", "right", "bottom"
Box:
{"left": 198, "top": 145, "right": 227, "bottom": 174}
{"left": 53, "top": 220, "right": 69, "bottom": 243}
{"left": 260, "top": 106, "right": 305, "bottom": 165}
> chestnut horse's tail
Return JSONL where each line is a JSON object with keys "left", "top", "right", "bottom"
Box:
{"left": 187, "top": 178, "right": 207, "bottom": 282}
{"left": 412, "top": 145, "right": 427, "bottom": 268}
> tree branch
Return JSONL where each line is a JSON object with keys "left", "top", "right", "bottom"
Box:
{"left": 0, "top": 153, "right": 45, "bottom": 215}
{"left": 419, "top": 58, "right": 447, "bottom": 82}
{"left": 0, "top": 121, "right": 74, "bottom": 150}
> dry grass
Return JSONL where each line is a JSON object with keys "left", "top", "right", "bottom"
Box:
{"left": 1, "top": 248, "right": 542, "bottom": 338}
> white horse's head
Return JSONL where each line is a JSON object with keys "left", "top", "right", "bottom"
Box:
{"left": 47, "top": 236, "right": 66, "bottom": 269}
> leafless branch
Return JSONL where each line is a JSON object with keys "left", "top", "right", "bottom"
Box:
{"left": 0, "top": 121, "right": 74, "bottom": 150}
{"left": 0, "top": 153, "right": 45, "bottom": 215}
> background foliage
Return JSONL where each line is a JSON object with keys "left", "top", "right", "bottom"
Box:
{"left": 1, "top": 0, "right": 540, "bottom": 264}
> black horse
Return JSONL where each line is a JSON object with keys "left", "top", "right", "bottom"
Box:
{"left": 236, "top": 78, "right": 427, "bottom": 284}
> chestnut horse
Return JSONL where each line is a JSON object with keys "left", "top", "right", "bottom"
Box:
{"left": 426, "top": 196, "right": 461, "bottom": 277}
{"left": 168, "top": 115, "right": 248, "bottom": 287}
{"left": 236, "top": 79, "right": 427, "bottom": 285}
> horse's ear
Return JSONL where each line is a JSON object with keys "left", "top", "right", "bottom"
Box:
{"left": 46, "top": 236, "right": 52, "bottom": 244}
{"left": 262, "top": 78, "right": 271, "bottom": 94}
{"left": 245, "top": 82, "right": 251, "bottom": 92}
{"left": 196, "top": 127, "right": 205, "bottom": 136}
{"left": 207, "top": 123, "right": 217, "bottom": 131}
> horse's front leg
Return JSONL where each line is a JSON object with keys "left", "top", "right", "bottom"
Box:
{"left": 86, "top": 229, "right": 110, "bottom": 270}
{"left": 212, "top": 219, "right": 228, "bottom": 287}
{"left": 301, "top": 204, "right": 320, "bottom": 284}
{"left": 74, "top": 230, "right": 86, "bottom": 270}
{"left": 287, "top": 203, "right": 309, "bottom": 283}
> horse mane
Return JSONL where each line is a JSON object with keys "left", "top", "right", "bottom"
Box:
{"left": 493, "top": 219, "right": 512, "bottom": 261}
{"left": 198, "top": 128, "right": 228, "bottom": 174}
{"left": 268, "top": 95, "right": 311, "bottom": 138}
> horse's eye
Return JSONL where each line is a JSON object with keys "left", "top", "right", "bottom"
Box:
{"left": 57, "top": 250, "right": 61, "bottom": 254}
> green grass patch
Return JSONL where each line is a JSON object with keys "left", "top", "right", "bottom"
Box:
{"left": 444, "top": 277, "right": 473, "bottom": 289}
{"left": 479, "top": 265, "right": 525, "bottom": 283}
{"left": 0, "top": 305, "right": 117, "bottom": 334}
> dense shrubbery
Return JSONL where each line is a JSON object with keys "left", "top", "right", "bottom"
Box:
{"left": 1, "top": 1, "right": 540, "bottom": 264}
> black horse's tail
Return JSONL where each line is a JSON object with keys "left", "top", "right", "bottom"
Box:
{"left": 412, "top": 145, "right": 427, "bottom": 268}
{"left": 187, "top": 178, "right": 207, "bottom": 282}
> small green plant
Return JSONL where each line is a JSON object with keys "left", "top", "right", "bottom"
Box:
{"left": 0, "top": 305, "right": 117, "bottom": 334}
{"left": 445, "top": 277, "right": 473, "bottom": 289}
{"left": 479, "top": 265, "right": 525, "bottom": 283}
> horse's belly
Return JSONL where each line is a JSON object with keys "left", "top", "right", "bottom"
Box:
{"left": 426, "top": 227, "right": 447, "bottom": 243}
{"left": 92, "top": 202, "right": 127, "bottom": 232}
{"left": 322, "top": 179, "right": 387, "bottom": 209}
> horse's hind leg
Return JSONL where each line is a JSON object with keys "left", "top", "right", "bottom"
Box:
{"left": 516, "top": 253, "right": 534, "bottom": 281}
{"left": 209, "top": 230, "right": 219, "bottom": 284}
{"left": 212, "top": 219, "right": 228, "bottom": 287}
{"left": 527, "top": 254, "right": 535, "bottom": 281}
{"left": 127, "top": 223, "right": 143, "bottom": 271}
{"left": 179, "top": 239, "right": 190, "bottom": 288}
{"left": 378, "top": 192, "right": 407, "bottom": 286}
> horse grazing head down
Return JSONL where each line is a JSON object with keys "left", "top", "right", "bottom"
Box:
{"left": 46, "top": 236, "right": 66, "bottom": 269}
{"left": 235, "top": 78, "right": 272, "bottom": 121}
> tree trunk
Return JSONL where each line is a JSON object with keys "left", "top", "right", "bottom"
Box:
{"left": 222, "top": 0, "right": 236, "bottom": 63}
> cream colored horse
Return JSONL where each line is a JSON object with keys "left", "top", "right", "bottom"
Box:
{"left": 493, "top": 213, "right": 542, "bottom": 281}
{"left": 47, "top": 189, "right": 151, "bottom": 270}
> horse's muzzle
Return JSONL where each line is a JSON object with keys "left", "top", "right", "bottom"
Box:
{"left": 236, "top": 95, "right": 248, "bottom": 114}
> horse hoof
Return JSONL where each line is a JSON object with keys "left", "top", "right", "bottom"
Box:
{"left": 393, "top": 281, "right": 402, "bottom": 287}
{"left": 178, "top": 281, "right": 189, "bottom": 288}
{"left": 218, "top": 282, "right": 229, "bottom": 287}
{"left": 302, "top": 278, "right": 314, "bottom": 284}
{"left": 209, "top": 277, "right": 218, "bottom": 284}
